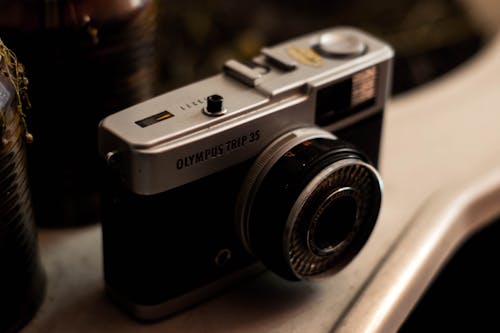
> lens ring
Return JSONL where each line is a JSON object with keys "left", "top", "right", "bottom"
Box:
{"left": 236, "top": 127, "right": 382, "bottom": 281}
{"left": 286, "top": 159, "right": 382, "bottom": 279}
{"left": 236, "top": 127, "right": 336, "bottom": 255}
{"left": 306, "top": 186, "right": 360, "bottom": 256}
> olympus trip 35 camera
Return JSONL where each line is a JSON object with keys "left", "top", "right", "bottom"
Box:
{"left": 98, "top": 26, "right": 394, "bottom": 321}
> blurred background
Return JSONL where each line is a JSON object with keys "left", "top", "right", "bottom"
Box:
{"left": 154, "top": 0, "right": 486, "bottom": 96}
{"left": 0, "top": 0, "right": 487, "bottom": 228}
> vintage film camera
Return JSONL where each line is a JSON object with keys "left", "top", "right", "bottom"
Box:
{"left": 98, "top": 26, "right": 393, "bottom": 321}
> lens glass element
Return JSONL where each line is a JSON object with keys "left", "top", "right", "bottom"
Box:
{"left": 308, "top": 188, "right": 358, "bottom": 256}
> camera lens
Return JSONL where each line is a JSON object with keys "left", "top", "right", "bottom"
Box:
{"left": 308, "top": 187, "right": 358, "bottom": 255}
{"left": 236, "top": 127, "right": 382, "bottom": 280}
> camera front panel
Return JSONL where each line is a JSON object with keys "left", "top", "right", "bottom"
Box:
{"left": 101, "top": 106, "right": 383, "bottom": 319}
{"left": 334, "top": 110, "right": 384, "bottom": 167}
{"left": 101, "top": 159, "right": 258, "bottom": 319}
{"left": 314, "top": 54, "right": 392, "bottom": 167}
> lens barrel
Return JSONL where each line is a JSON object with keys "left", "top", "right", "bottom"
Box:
{"left": 237, "top": 127, "right": 382, "bottom": 280}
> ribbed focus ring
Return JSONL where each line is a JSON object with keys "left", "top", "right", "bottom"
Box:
{"left": 287, "top": 161, "right": 381, "bottom": 279}
{"left": 238, "top": 127, "right": 382, "bottom": 281}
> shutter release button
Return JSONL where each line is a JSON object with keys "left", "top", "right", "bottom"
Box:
{"left": 314, "top": 31, "right": 367, "bottom": 58}
{"left": 203, "top": 94, "right": 227, "bottom": 116}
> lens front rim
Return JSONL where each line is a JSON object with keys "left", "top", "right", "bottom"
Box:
{"left": 236, "top": 126, "right": 382, "bottom": 281}
{"left": 236, "top": 127, "right": 337, "bottom": 256}
{"left": 285, "top": 159, "right": 382, "bottom": 279}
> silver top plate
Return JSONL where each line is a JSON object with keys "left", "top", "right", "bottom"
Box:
{"left": 98, "top": 26, "right": 394, "bottom": 195}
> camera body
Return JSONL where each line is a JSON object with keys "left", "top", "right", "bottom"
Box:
{"left": 98, "top": 26, "right": 393, "bottom": 321}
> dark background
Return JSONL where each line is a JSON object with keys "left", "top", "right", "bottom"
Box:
{"left": 154, "top": 0, "right": 485, "bottom": 96}
{"left": 0, "top": 0, "right": 485, "bottom": 228}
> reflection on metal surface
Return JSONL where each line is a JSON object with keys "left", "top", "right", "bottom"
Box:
{"left": 332, "top": 164, "right": 500, "bottom": 333}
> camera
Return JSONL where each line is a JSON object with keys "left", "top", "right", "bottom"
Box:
{"left": 98, "top": 26, "right": 393, "bottom": 321}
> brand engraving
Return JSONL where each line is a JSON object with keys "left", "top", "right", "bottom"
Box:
{"left": 287, "top": 46, "right": 323, "bottom": 67}
{"left": 176, "top": 130, "right": 260, "bottom": 170}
